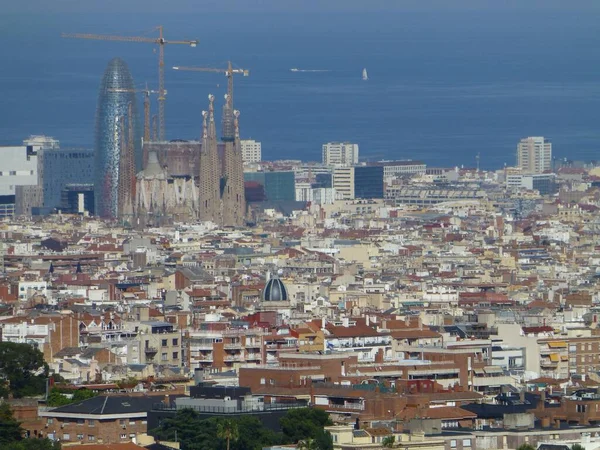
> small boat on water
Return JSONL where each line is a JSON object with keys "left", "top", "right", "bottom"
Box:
{"left": 362, "top": 68, "right": 368, "bottom": 81}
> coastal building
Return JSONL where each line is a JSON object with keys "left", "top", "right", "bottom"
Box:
{"left": 332, "top": 167, "right": 355, "bottom": 199}
{"left": 240, "top": 139, "right": 262, "bottom": 163}
{"left": 517, "top": 136, "right": 552, "bottom": 174}
{"left": 367, "top": 160, "right": 427, "bottom": 181}
{"left": 244, "top": 171, "right": 296, "bottom": 202}
{"left": 42, "top": 148, "right": 94, "bottom": 210}
{"left": 0, "top": 144, "right": 40, "bottom": 217}
{"left": 354, "top": 166, "right": 384, "bottom": 199}
{"left": 94, "top": 57, "right": 140, "bottom": 219}
{"left": 322, "top": 142, "right": 359, "bottom": 166}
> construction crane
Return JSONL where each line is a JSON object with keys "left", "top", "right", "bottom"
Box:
{"left": 62, "top": 26, "right": 198, "bottom": 141}
{"left": 108, "top": 85, "right": 161, "bottom": 142}
{"left": 172, "top": 61, "right": 249, "bottom": 110}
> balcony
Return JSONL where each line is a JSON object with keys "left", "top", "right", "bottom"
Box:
{"left": 245, "top": 342, "right": 262, "bottom": 349}
{"left": 327, "top": 403, "right": 365, "bottom": 411}
{"left": 224, "top": 343, "right": 242, "bottom": 350}
{"left": 224, "top": 355, "right": 242, "bottom": 362}
{"left": 144, "top": 347, "right": 158, "bottom": 355}
{"left": 246, "top": 353, "right": 262, "bottom": 360}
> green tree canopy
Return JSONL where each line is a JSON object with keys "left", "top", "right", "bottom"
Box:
{"left": 0, "top": 342, "right": 49, "bottom": 398}
{"left": 280, "top": 408, "right": 333, "bottom": 450}
{"left": 46, "top": 388, "right": 97, "bottom": 407}
{"left": 571, "top": 445, "right": 585, "bottom": 450}
{"left": 217, "top": 419, "right": 239, "bottom": 450}
{"left": 150, "top": 407, "right": 333, "bottom": 450}
{"left": 382, "top": 435, "right": 396, "bottom": 448}
{"left": 517, "top": 444, "right": 535, "bottom": 450}
{"left": 0, "top": 402, "right": 61, "bottom": 449}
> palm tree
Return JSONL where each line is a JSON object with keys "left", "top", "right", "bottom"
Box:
{"left": 382, "top": 435, "right": 396, "bottom": 448}
{"left": 298, "top": 438, "right": 319, "bottom": 450}
{"left": 217, "top": 419, "right": 239, "bottom": 450}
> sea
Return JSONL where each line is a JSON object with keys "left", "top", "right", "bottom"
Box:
{"left": 1, "top": 10, "right": 600, "bottom": 169}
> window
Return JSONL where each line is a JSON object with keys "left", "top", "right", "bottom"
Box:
{"left": 173, "top": 338, "right": 178, "bottom": 346}
{"left": 161, "top": 339, "right": 168, "bottom": 346}
{"left": 120, "top": 434, "right": 127, "bottom": 439}
{"left": 173, "top": 351, "right": 179, "bottom": 359}
{"left": 463, "top": 439, "right": 472, "bottom": 447}
{"left": 577, "top": 404, "right": 587, "bottom": 413}
{"left": 450, "top": 440, "right": 457, "bottom": 448}
{"left": 88, "top": 435, "right": 95, "bottom": 442}
{"left": 62, "top": 433, "right": 71, "bottom": 441}
{"left": 129, "top": 420, "right": 136, "bottom": 425}
{"left": 77, "top": 434, "right": 84, "bottom": 441}
{"left": 161, "top": 353, "right": 168, "bottom": 361}
{"left": 260, "top": 377, "right": 266, "bottom": 385}
{"left": 77, "top": 419, "right": 84, "bottom": 425}
{"left": 47, "top": 418, "right": 54, "bottom": 425}
{"left": 9, "top": 171, "right": 16, "bottom": 176}
{"left": 88, "top": 419, "right": 95, "bottom": 426}
{"left": 120, "top": 419, "right": 126, "bottom": 426}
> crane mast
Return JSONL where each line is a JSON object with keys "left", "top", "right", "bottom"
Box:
{"left": 62, "top": 26, "right": 198, "bottom": 141}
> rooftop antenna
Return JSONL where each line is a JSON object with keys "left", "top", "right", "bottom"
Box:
{"left": 476, "top": 152, "right": 480, "bottom": 172}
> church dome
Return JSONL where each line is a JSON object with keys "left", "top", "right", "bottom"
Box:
{"left": 263, "top": 277, "right": 288, "bottom": 302}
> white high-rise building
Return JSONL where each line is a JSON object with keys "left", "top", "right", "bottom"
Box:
{"left": 517, "top": 136, "right": 552, "bottom": 174}
{"left": 322, "top": 142, "right": 359, "bottom": 166}
{"left": 240, "top": 139, "right": 262, "bottom": 164}
{"left": 332, "top": 167, "right": 355, "bottom": 200}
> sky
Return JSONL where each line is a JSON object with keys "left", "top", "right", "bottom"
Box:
{"left": 5, "top": 0, "right": 600, "bottom": 14}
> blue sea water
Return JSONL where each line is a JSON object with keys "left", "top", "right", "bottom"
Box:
{"left": 1, "top": 10, "right": 599, "bottom": 168}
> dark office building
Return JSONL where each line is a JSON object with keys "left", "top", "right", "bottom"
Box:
{"left": 312, "top": 173, "right": 332, "bottom": 189}
{"left": 60, "top": 184, "right": 95, "bottom": 215}
{"left": 531, "top": 174, "right": 557, "bottom": 196}
{"left": 42, "top": 149, "right": 95, "bottom": 209}
{"left": 354, "top": 166, "right": 384, "bottom": 199}
{"left": 244, "top": 172, "right": 295, "bottom": 202}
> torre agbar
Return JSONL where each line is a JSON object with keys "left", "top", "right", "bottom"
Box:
{"left": 94, "top": 58, "right": 140, "bottom": 219}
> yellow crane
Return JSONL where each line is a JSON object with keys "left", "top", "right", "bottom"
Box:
{"left": 62, "top": 26, "right": 198, "bottom": 141}
{"left": 172, "top": 61, "right": 249, "bottom": 110}
{"left": 108, "top": 85, "right": 161, "bottom": 142}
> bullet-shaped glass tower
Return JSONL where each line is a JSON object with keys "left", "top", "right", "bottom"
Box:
{"left": 94, "top": 58, "right": 140, "bottom": 218}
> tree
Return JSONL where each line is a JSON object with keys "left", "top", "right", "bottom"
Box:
{"left": 0, "top": 342, "right": 49, "bottom": 398}
{"left": 47, "top": 388, "right": 97, "bottom": 407}
{"left": 217, "top": 419, "right": 239, "bottom": 450}
{"left": 6, "top": 440, "right": 62, "bottom": 450}
{"left": 298, "top": 438, "right": 319, "bottom": 450}
{"left": 0, "top": 402, "right": 61, "bottom": 450}
{"left": 279, "top": 408, "right": 333, "bottom": 445}
{"left": 517, "top": 445, "right": 535, "bottom": 450}
{"left": 382, "top": 435, "right": 396, "bottom": 448}
{"left": 0, "top": 403, "right": 23, "bottom": 445}
{"left": 571, "top": 445, "right": 585, "bottom": 450}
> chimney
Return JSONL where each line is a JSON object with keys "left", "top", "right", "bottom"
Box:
{"left": 519, "top": 390, "right": 525, "bottom": 403}
{"left": 366, "top": 315, "right": 370, "bottom": 326}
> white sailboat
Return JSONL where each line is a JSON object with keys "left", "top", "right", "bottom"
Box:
{"left": 362, "top": 68, "right": 368, "bottom": 81}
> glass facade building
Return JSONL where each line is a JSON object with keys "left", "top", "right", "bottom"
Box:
{"left": 244, "top": 171, "right": 295, "bottom": 202}
{"left": 354, "top": 166, "right": 384, "bottom": 199}
{"left": 42, "top": 149, "right": 94, "bottom": 209}
{"left": 94, "top": 58, "right": 140, "bottom": 218}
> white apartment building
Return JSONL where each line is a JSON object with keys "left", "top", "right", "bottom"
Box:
{"left": 322, "top": 142, "right": 359, "bottom": 166}
{"left": 370, "top": 160, "right": 427, "bottom": 182}
{"left": 295, "top": 183, "right": 336, "bottom": 205}
{"left": 240, "top": 139, "right": 262, "bottom": 164}
{"left": 517, "top": 136, "right": 552, "bottom": 174}
{"left": 332, "top": 167, "right": 355, "bottom": 200}
{"left": 0, "top": 146, "right": 39, "bottom": 196}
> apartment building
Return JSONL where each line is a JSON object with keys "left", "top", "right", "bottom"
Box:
{"left": 322, "top": 142, "right": 359, "bottom": 166}
{"left": 132, "top": 321, "right": 182, "bottom": 367}
{"left": 517, "top": 136, "right": 552, "bottom": 174}
{"left": 240, "top": 139, "right": 262, "bottom": 164}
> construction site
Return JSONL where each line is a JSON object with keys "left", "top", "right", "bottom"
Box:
{"left": 63, "top": 26, "right": 249, "bottom": 226}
